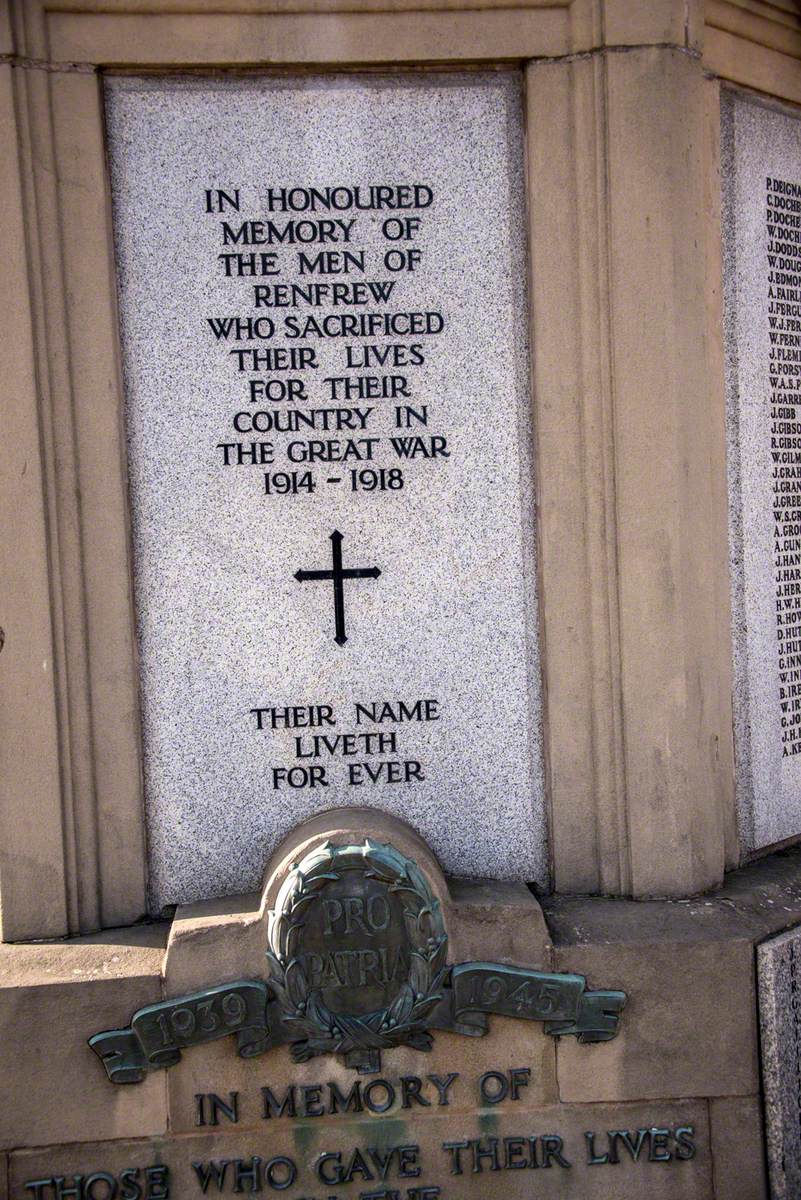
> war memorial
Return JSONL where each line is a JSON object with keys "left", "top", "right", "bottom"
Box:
{"left": 2, "top": 1, "right": 801, "bottom": 1196}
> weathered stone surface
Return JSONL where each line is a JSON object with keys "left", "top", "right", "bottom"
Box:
{"left": 104, "top": 70, "right": 544, "bottom": 914}
{"left": 166, "top": 1019, "right": 559, "bottom": 1135}
{"left": 544, "top": 894, "right": 760, "bottom": 1101}
{"left": 0, "top": 56, "right": 69, "bottom": 943}
{"left": 9, "top": 834, "right": 801, "bottom": 1183}
{"left": 9, "top": 1100, "right": 711, "bottom": 1199}
{"left": 2, "top": 837, "right": 798, "bottom": 1198}
{"left": 722, "top": 88, "right": 801, "bottom": 853}
{"left": 162, "top": 892, "right": 265, "bottom": 998}
{"left": 162, "top": 811, "right": 551, "bottom": 995}
{"left": 162, "top": 812, "right": 557, "bottom": 1130}
{"left": 758, "top": 923, "right": 801, "bottom": 1198}
{"left": 445, "top": 878, "right": 552, "bottom": 967}
{"left": 525, "top": 47, "right": 736, "bottom": 900}
{"left": 0, "top": 926, "right": 168, "bottom": 1150}
{"left": 709, "top": 1095, "right": 767, "bottom": 1200}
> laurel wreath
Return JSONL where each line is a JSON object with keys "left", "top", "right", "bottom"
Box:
{"left": 267, "top": 839, "right": 448, "bottom": 1063}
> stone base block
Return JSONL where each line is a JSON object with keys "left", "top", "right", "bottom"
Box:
{"left": 9, "top": 1102, "right": 712, "bottom": 1200}
{"left": 2, "top": 846, "right": 800, "bottom": 1197}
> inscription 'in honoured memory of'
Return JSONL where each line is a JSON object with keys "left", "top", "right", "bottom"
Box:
{"left": 105, "top": 74, "right": 544, "bottom": 910}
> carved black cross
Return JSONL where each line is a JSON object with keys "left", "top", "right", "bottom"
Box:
{"left": 294, "top": 530, "right": 381, "bottom": 645}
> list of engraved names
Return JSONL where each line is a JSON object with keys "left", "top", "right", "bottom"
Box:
{"left": 767, "top": 175, "right": 801, "bottom": 757}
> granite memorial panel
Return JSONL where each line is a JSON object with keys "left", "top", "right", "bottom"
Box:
{"left": 758, "top": 924, "right": 801, "bottom": 1198}
{"left": 104, "top": 72, "right": 544, "bottom": 912}
{"left": 723, "top": 90, "right": 801, "bottom": 851}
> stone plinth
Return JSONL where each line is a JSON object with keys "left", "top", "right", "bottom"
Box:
{"left": 2, "top": 821, "right": 795, "bottom": 1200}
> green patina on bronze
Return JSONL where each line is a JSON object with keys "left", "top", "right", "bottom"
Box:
{"left": 89, "top": 839, "right": 627, "bottom": 1083}
{"left": 267, "top": 839, "right": 448, "bottom": 1073}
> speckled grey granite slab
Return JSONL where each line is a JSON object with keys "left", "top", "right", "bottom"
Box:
{"left": 104, "top": 72, "right": 544, "bottom": 912}
{"left": 758, "top": 925, "right": 801, "bottom": 1198}
{"left": 723, "top": 90, "right": 801, "bottom": 853}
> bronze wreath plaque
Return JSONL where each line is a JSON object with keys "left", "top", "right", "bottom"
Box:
{"left": 267, "top": 840, "right": 448, "bottom": 1072}
{"left": 90, "top": 839, "right": 626, "bottom": 1081}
